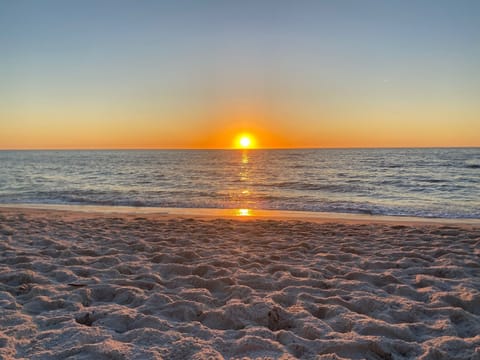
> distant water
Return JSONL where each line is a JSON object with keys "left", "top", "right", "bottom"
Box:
{"left": 1, "top": 148, "right": 479, "bottom": 219}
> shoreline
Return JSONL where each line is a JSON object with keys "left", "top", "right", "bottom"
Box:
{"left": 1, "top": 203, "right": 479, "bottom": 226}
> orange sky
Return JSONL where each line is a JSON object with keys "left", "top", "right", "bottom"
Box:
{"left": 1, "top": 101, "right": 478, "bottom": 149}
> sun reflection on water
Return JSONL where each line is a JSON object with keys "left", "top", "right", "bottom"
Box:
{"left": 242, "top": 152, "right": 249, "bottom": 164}
{"left": 236, "top": 150, "right": 255, "bottom": 212}
{"left": 239, "top": 150, "right": 249, "bottom": 182}
{"left": 237, "top": 208, "right": 251, "bottom": 216}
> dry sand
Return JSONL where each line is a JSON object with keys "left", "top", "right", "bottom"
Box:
{"left": 0, "top": 207, "right": 479, "bottom": 359}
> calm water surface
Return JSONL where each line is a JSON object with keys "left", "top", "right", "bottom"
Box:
{"left": 1, "top": 148, "right": 479, "bottom": 218}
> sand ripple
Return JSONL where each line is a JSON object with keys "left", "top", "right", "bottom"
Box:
{"left": 1, "top": 211, "right": 480, "bottom": 359}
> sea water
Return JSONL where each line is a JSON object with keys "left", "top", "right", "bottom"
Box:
{"left": 1, "top": 148, "right": 479, "bottom": 219}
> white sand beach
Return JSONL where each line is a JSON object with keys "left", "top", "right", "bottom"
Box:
{"left": 0, "top": 208, "right": 479, "bottom": 359}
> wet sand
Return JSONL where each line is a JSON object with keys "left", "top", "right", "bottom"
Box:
{"left": 1, "top": 207, "right": 479, "bottom": 359}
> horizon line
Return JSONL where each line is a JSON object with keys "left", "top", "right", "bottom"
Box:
{"left": 1, "top": 145, "right": 479, "bottom": 151}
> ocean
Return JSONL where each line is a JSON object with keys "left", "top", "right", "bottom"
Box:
{"left": 1, "top": 148, "right": 479, "bottom": 219}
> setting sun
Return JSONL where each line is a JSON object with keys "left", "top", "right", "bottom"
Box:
{"left": 235, "top": 134, "right": 256, "bottom": 149}
{"left": 240, "top": 137, "right": 251, "bottom": 148}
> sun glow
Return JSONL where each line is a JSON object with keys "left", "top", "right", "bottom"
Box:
{"left": 235, "top": 134, "right": 256, "bottom": 149}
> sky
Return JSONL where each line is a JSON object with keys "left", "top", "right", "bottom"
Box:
{"left": 1, "top": 0, "right": 479, "bottom": 149}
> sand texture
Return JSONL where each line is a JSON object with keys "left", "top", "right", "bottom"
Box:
{"left": 0, "top": 209, "right": 480, "bottom": 359}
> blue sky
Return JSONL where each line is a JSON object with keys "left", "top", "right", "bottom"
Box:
{"left": 1, "top": 0, "right": 479, "bottom": 148}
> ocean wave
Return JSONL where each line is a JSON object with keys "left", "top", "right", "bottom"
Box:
{"left": 465, "top": 164, "right": 480, "bottom": 169}
{"left": 262, "top": 181, "right": 355, "bottom": 192}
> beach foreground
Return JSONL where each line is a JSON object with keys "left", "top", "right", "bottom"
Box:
{"left": 0, "top": 209, "right": 479, "bottom": 359}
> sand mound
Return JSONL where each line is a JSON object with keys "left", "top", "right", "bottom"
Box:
{"left": 1, "top": 210, "right": 479, "bottom": 359}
